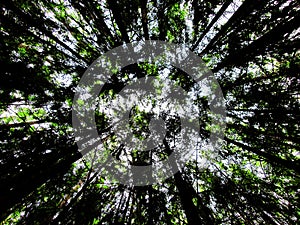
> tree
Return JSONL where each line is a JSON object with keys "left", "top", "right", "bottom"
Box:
{"left": 0, "top": 0, "right": 299, "bottom": 224}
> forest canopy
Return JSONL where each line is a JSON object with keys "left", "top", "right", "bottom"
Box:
{"left": 0, "top": 0, "right": 299, "bottom": 224}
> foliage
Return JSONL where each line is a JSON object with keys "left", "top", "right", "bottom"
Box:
{"left": 0, "top": 0, "right": 299, "bottom": 224}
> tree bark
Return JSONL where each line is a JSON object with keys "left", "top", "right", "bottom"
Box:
{"left": 191, "top": 0, "right": 233, "bottom": 51}
{"left": 140, "top": 0, "right": 150, "bottom": 40}
{"left": 201, "top": 0, "right": 264, "bottom": 55}
{"left": 225, "top": 137, "right": 300, "bottom": 174}
{"left": 214, "top": 14, "right": 300, "bottom": 71}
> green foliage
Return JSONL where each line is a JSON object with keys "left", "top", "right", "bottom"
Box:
{"left": 0, "top": 0, "right": 299, "bottom": 224}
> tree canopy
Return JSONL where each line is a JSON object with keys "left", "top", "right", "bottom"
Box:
{"left": 0, "top": 0, "right": 299, "bottom": 224}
